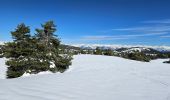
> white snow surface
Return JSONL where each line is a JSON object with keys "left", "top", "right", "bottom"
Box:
{"left": 0, "top": 55, "right": 170, "bottom": 100}
{"left": 0, "top": 58, "right": 7, "bottom": 79}
{"left": 22, "top": 71, "right": 53, "bottom": 77}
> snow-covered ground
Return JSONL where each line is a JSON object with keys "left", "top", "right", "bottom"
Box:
{"left": 0, "top": 58, "right": 7, "bottom": 79}
{"left": 0, "top": 55, "right": 170, "bottom": 100}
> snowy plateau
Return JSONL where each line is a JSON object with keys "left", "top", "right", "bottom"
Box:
{"left": 0, "top": 54, "right": 170, "bottom": 100}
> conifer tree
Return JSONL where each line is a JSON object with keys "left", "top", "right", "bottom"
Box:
{"left": 94, "top": 47, "right": 102, "bottom": 55}
{"left": 104, "top": 49, "right": 113, "bottom": 56}
{"left": 3, "top": 23, "right": 32, "bottom": 78}
{"left": 35, "top": 21, "right": 72, "bottom": 73}
{"left": 3, "top": 21, "right": 72, "bottom": 78}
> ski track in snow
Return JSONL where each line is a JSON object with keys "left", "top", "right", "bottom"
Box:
{"left": 0, "top": 54, "right": 170, "bottom": 100}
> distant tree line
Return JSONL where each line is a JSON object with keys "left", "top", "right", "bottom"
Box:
{"left": 69, "top": 47, "right": 170, "bottom": 62}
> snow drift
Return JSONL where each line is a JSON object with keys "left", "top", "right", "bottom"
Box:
{"left": 0, "top": 55, "right": 170, "bottom": 100}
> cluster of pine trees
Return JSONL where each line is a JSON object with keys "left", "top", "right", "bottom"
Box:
{"left": 120, "top": 51, "right": 151, "bottom": 62}
{"left": 79, "top": 47, "right": 157, "bottom": 62}
{"left": 78, "top": 46, "right": 170, "bottom": 62}
{"left": 2, "top": 21, "right": 72, "bottom": 78}
{"left": 80, "top": 47, "right": 115, "bottom": 56}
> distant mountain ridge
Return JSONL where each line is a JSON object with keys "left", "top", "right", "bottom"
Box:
{"left": 71, "top": 44, "right": 170, "bottom": 52}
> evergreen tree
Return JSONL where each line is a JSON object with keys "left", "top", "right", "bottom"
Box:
{"left": 103, "top": 49, "right": 113, "bottom": 56}
{"left": 34, "top": 21, "right": 72, "bottom": 73}
{"left": 3, "top": 23, "right": 32, "bottom": 78}
{"left": 80, "top": 49, "right": 86, "bottom": 54}
{"left": 94, "top": 47, "right": 102, "bottom": 55}
{"left": 3, "top": 21, "right": 72, "bottom": 78}
{"left": 125, "top": 51, "right": 151, "bottom": 62}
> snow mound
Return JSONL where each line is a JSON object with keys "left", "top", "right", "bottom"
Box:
{"left": 0, "top": 55, "right": 170, "bottom": 100}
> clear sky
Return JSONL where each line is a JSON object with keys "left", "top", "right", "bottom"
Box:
{"left": 0, "top": 0, "right": 170, "bottom": 46}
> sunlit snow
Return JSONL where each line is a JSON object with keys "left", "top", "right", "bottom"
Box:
{"left": 0, "top": 55, "right": 170, "bottom": 100}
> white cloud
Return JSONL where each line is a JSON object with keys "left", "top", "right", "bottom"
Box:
{"left": 112, "top": 25, "right": 170, "bottom": 33}
{"left": 160, "top": 35, "right": 170, "bottom": 38}
{"left": 75, "top": 19, "right": 170, "bottom": 41}
{"left": 81, "top": 32, "right": 167, "bottom": 41}
{"left": 142, "top": 19, "right": 170, "bottom": 24}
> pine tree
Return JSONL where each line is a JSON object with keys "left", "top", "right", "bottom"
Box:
{"left": 103, "top": 49, "right": 113, "bottom": 56}
{"left": 94, "top": 47, "right": 102, "bottom": 55}
{"left": 3, "top": 23, "right": 32, "bottom": 78}
{"left": 34, "top": 21, "right": 72, "bottom": 73}
{"left": 3, "top": 21, "right": 72, "bottom": 78}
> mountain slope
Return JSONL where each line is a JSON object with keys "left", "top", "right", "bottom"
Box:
{"left": 0, "top": 55, "right": 170, "bottom": 100}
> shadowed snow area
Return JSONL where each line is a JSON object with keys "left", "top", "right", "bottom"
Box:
{"left": 0, "top": 55, "right": 170, "bottom": 100}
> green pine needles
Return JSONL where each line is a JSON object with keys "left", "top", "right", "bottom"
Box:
{"left": 3, "top": 21, "right": 72, "bottom": 78}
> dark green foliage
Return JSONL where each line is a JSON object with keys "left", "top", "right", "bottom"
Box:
{"left": 34, "top": 21, "right": 72, "bottom": 73}
{"left": 103, "top": 49, "right": 114, "bottom": 56}
{"left": 3, "top": 24, "right": 33, "bottom": 78}
{"left": 50, "top": 55, "right": 72, "bottom": 73}
{"left": 60, "top": 45, "right": 170, "bottom": 62}
{"left": 80, "top": 49, "right": 87, "bottom": 54}
{"left": 58, "top": 44, "right": 80, "bottom": 55}
{"left": 120, "top": 51, "right": 151, "bottom": 62}
{"left": 3, "top": 21, "right": 72, "bottom": 78}
{"left": 94, "top": 47, "right": 102, "bottom": 55}
{"left": 0, "top": 45, "right": 4, "bottom": 58}
{"left": 59, "top": 44, "right": 80, "bottom": 50}
{"left": 59, "top": 44, "right": 81, "bottom": 55}
{"left": 157, "top": 53, "right": 170, "bottom": 58}
{"left": 87, "top": 49, "right": 94, "bottom": 54}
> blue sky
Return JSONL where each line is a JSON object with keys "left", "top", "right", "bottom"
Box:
{"left": 0, "top": 0, "right": 170, "bottom": 46}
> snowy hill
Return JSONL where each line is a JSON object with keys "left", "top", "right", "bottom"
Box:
{"left": 0, "top": 55, "right": 170, "bottom": 100}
